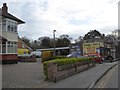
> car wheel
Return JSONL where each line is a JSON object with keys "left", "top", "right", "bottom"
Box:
{"left": 109, "top": 57, "right": 113, "bottom": 62}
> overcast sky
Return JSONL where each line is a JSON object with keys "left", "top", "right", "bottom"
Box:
{"left": 0, "top": 0, "right": 119, "bottom": 40}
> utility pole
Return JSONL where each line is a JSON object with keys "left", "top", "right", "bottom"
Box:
{"left": 53, "top": 30, "right": 56, "bottom": 56}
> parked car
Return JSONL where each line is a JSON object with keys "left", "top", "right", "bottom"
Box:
{"left": 104, "top": 55, "right": 113, "bottom": 62}
{"left": 66, "top": 52, "right": 81, "bottom": 58}
{"left": 66, "top": 53, "right": 75, "bottom": 58}
{"left": 84, "top": 54, "right": 103, "bottom": 64}
{"left": 30, "top": 51, "right": 41, "bottom": 58}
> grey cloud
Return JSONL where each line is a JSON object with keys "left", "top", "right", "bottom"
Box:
{"left": 99, "top": 26, "right": 117, "bottom": 34}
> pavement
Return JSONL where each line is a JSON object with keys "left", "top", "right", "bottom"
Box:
{"left": 2, "top": 59, "right": 118, "bottom": 88}
{"left": 38, "top": 61, "right": 118, "bottom": 88}
{"left": 2, "top": 59, "right": 45, "bottom": 88}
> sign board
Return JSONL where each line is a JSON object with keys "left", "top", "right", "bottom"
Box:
{"left": 83, "top": 42, "right": 103, "bottom": 54}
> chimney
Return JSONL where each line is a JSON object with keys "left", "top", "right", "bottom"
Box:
{"left": 2, "top": 3, "right": 8, "bottom": 14}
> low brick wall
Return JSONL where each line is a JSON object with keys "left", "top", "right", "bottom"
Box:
{"left": 46, "top": 60, "right": 95, "bottom": 82}
{"left": 0, "top": 54, "right": 18, "bottom": 64}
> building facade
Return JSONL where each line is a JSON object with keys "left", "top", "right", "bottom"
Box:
{"left": 0, "top": 3, "right": 25, "bottom": 64}
{"left": 112, "top": 30, "right": 120, "bottom": 38}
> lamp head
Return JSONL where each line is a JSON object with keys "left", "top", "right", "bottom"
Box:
{"left": 53, "top": 30, "right": 56, "bottom": 32}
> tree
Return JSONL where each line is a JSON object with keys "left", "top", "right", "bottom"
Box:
{"left": 83, "top": 30, "right": 102, "bottom": 40}
{"left": 38, "top": 36, "right": 51, "bottom": 48}
{"left": 56, "top": 34, "right": 72, "bottom": 47}
{"left": 30, "top": 40, "right": 40, "bottom": 50}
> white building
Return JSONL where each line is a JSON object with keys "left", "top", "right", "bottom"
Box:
{"left": 0, "top": 3, "right": 25, "bottom": 64}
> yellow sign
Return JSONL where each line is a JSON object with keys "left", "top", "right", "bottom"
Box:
{"left": 83, "top": 42, "right": 100, "bottom": 48}
{"left": 83, "top": 42, "right": 103, "bottom": 54}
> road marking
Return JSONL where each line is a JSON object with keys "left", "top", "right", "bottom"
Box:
{"left": 101, "top": 65, "right": 118, "bottom": 88}
{"left": 101, "top": 70, "right": 113, "bottom": 88}
{"left": 97, "top": 68, "right": 112, "bottom": 88}
{"left": 97, "top": 72, "right": 110, "bottom": 88}
{"left": 98, "top": 81, "right": 105, "bottom": 88}
{"left": 98, "top": 65, "right": 117, "bottom": 88}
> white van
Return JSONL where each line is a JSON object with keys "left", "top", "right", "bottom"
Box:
{"left": 30, "top": 51, "right": 41, "bottom": 58}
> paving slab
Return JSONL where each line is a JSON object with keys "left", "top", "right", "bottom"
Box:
{"left": 2, "top": 62, "right": 45, "bottom": 88}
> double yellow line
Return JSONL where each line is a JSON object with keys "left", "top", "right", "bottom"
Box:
{"left": 98, "top": 65, "right": 118, "bottom": 88}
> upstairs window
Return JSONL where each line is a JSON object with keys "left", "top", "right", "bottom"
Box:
{"left": 6, "top": 20, "right": 18, "bottom": 33}
{"left": 8, "top": 25, "right": 10, "bottom": 31}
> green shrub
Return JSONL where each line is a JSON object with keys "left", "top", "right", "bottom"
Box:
{"left": 43, "top": 57, "right": 92, "bottom": 79}
{"left": 53, "top": 56, "right": 67, "bottom": 59}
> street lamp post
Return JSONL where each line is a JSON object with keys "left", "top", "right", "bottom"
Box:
{"left": 53, "top": 30, "right": 56, "bottom": 56}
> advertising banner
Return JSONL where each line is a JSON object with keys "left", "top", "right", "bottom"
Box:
{"left": 83, "top": 42, "right": 102, "bottom": 55}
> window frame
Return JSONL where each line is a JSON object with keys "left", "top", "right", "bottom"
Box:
{"left": 6, "top": 19, "right": 18, "bottom": 33}
{"left": 7, "top": 41, "right": 17, "bottom": 54}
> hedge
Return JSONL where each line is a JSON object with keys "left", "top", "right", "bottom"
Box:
{"left": 43, "top": 57, "right": 92, "bottom": 79}
{"left": 41, "top": 51, "right": 54, "bottom": 62}
{"left": 53, "top": 56, "right": 67, "bottom": 59}
{"left": 42, "top": 51, "right": 67, "bottom": 62}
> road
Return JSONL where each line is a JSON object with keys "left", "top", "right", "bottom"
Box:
{"left": 93, "top": 63, "right": 118, "bottom": 88}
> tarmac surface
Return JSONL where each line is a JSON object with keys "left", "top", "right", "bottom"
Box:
{"left": 94, "top": 65, "right": 118, "bottom": 88}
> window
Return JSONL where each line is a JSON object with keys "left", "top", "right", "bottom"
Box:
{"left": 10, "top": 42, "right": 13, "bottom": 53}
{"left": 7, "top": 41, "right": 17, "bottom": 54}
{"left": 7, "top": 42, "right": 11, "bottom": 53}
{"left": 11, "top": 26, "right": 13, "bottom": 32}
{"left": 14, "top": 26, "right": 17, "bottom": 33}
{"left": 7, "top": 25, "right": 10, "bottom": 31}
{"left": 7, "top": 20, "right": 17, "bottom": 33}
{"left": 2, "top": 42, "right": 6, "bottom": 53}
{"left": 14, "top": 42, "right": 17, "bottom": 53}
